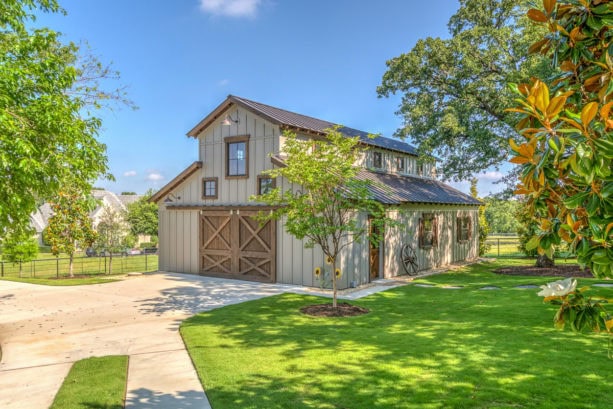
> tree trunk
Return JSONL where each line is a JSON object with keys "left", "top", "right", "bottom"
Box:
{"left": 69, "top": 254, "right": 74, "bottom": 278}
{"left": 332, "top": 260, "right": 338, "bottom": 308}
{"left": 536, "top": 254, "right": 555, "bottom": 268}
{"left": 108, "top": 254, "right": 113, "bottom": 275}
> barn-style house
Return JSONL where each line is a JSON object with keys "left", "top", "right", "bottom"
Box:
{"left": 151, "top": 95, "right": 481, "bottom": 289}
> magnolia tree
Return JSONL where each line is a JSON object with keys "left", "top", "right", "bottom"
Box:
{"left": 95, "top": 206, "right": 129, "bottom": 274}
{"left": 508, "top": 0, "right": 612, "bottom": 278}
{"left": 46, "top": 188, "right": 97, "bottom": 277}
{"left": 253, "top": 129, "right": 390, "bottom": 308}
{"left": 510, "top": 0, "right": 612, "bottom": 345}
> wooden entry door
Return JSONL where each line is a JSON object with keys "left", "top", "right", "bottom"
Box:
{"left": 200, "top": 209, "right": 276, "bottom": 282}
{"left": 369, "top": 216, "right": 380, "bottom": 281}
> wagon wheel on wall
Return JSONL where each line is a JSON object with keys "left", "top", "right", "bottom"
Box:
{"left": 401, "top": 243, "right": 418, "bottom": 275}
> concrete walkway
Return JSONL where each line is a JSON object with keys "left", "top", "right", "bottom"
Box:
{"left": 0, "top": 272, "right": 406, "bottom": 409}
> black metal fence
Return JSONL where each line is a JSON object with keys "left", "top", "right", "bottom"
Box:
{"left": 0, "top": 253, "right": 158, "bottom": 279}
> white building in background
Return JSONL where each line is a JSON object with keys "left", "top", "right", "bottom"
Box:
{"left": 30, "top": 190, "right": 142, "bottom": 245}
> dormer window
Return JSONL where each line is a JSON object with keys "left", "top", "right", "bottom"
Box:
{"left": 373, "top": 151, "right": 382, "bottom": 169}
{"left": 396, "top": 157, "right": 405, "bottom": 173}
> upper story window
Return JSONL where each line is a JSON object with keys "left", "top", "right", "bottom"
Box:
{"left": 225, "top": 135, "right": 250, "bottom": 178}
{"left": 418, "top": 162, "right": 424, "bottom": 176}
{"left": 257, "top": 175, "right": 275, "bottom": 195}
{"left": 396, "top": 157, "right": 405, "bottom": 173}
{"left": 373, "top": 151, "right": 382, "bottom": 169}
{"left": 202, "top": 177, "right": 218, "bottom": 199}
{"left": 457, "top": 216, "right": 472, "bottom": 242}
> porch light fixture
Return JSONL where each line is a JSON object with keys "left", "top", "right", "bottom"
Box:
{"left": 221, "top": 113, "right": 239, "bottom": 126}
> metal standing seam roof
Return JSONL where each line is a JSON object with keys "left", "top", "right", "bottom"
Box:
{"left": 355, "top": 169, "right": 482, "bottom": 206}
{"left": 227, "top": 95, "right": 419, "bottom": 156}
{"left": 270, "top": 154, "right": 480, "bottom": 206}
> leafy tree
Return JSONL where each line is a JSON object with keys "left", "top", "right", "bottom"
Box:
{"left": 46, "top": 188, "right": 97, "bottom": 277}
{"left": 1, "top": 231, "right": 38, "bottom": 277}
{"left": 508, "top": 0, "right": 612, "bottom": 278}
{"left": 0, "top": 0, "right": 131, "bottom": 236}
{"left": 125, "top": 190, "right": 158, "bottom": 238}
{"left": 254, "top": 129, "right": 391, "bottom": 308}
{"left": 484, "top": 198, "right": 521, "bottom": 233}
{"left": 95, "top": 206, "right": 129, "bottom": 274}
{"left": 515, "top": 197, "right": 540, "bottom": 257}
{"left": 470, "top": 179, "right": 490, "bottom": 256}
{"left": 377, "top": 0, "right": 553, "bottom": 180}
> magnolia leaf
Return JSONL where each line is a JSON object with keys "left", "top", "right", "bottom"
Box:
{"left": 546, "top": 95, "right": 568, "bottom": 117}
{"left": 510, "top": 156, "right": 531, "bottom": 164}
{"left": 509, "top": 138, "right": 521, "bottom": 153}
{"left": 529, "top": 38, "right": 549, "bottom": 54}
{"left": 601, "top": 101, "right": 613, "bottom": 126}
{"left": 527, "top": 8, "right": 548, "bottom": 22}
{"left": 525, "top": 235, "right": 540, "bottom": 251}
{"left": 543, "top": 0, "right": 556, "bottom": 14}
{"left": 534, "top": 82, "right": 550, "bottom": 113}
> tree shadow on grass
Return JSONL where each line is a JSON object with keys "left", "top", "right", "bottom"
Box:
{"left": 124, "top": 388, "right": 210, "bottom": 408}
{"left": 182, "top": 287, "right": 613, "bottom": 409}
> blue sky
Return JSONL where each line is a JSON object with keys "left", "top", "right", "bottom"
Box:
{"left": 35, "top": 0, "right": 507, "bottom": 196}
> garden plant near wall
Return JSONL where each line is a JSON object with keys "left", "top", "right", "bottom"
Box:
{"left": 508, "top": 0, "right": 613, "bottom": 278}
{"left": 253, "top": 128, "right": 391, "bottom": 309}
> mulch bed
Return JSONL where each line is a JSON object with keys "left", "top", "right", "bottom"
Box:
{"left": 300, "top": 303, "right": 370, "bottom": 317}
{"left": 494, "top": 264, "right": 593, "bottom": 278}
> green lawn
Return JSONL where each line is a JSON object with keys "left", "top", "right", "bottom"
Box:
{"left": 50, "top": 356, "right": 128, "bottom": 409}
{"left": 181, "top": 260, "right": 613, "bottom": 409}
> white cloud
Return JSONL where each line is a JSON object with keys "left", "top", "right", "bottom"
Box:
{"left": 218, "top": 79, "right": 230, "bottom": 86}
{"left": 478, "top": 171, "right": 504, "bottom": 181}
{"left": 146, "top": 172, "right": 164, "bottom": 182}
{"left": 199, "top": 0, "right": 261, "bottom": 18}
{"left": 123, "top": 170, "right": 137, "bottom": 177}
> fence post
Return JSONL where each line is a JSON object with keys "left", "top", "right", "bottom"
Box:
{"left": 498, "top": 239, "right": 500, "bottom": 257}
{"left": 56, "top": 257, "right": 59, "bottom": 278}
{"left": 145, "top": 253, "right": 148, "bottom": 272}
{"left": 32, "top": 259, "right": 35, "bottom": 278}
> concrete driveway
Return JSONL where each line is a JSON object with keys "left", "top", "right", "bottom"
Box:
{"left": 0, "top": 273, "right": 311, "bottom": 409}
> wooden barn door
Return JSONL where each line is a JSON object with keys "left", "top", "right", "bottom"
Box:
{"left": 200, "top": 209, "right": 276, "bottom": 282}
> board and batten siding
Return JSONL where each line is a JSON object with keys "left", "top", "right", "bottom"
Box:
{"left": 275, "top": 205, "right": 371, "bottom": 289}
{"left": 384, "top": 205, "right": 479, "bottom": 277}
{"left": 199, "top": 107, "right": 280, "bottom": 204}
{"left": 158, "top": 205, "right": 199, "bottom": 274}
{"left": 157, "top": 106, "right": 281, "bottom": 275}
